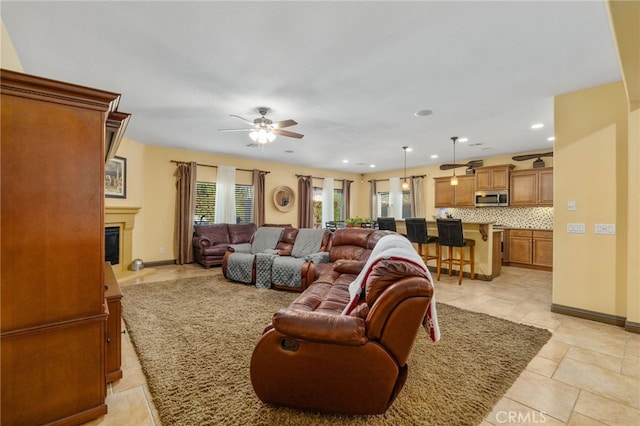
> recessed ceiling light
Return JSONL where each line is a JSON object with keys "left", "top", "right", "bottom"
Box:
{"left": 342, "top": 159, "right": 349, "bottom": 163}
{"left": 406, "top": 147, "right": 413, "bottom": 152}
{"left": 414, "top": 109, "right": 433, "bottom": 117}
{"left": 458, "top": 138, "right": 468, "bottom": 143}
{"left": 430, "top": 154, "right": 439, "bottom": 159}
{"left": 369, "top": 164, "right": 376, "bottom": 168}
{"left": 547, "top": 136, "right": 555, "bottom": 141}
{"left": 531, "top": 123, "right": 544, "bottom": 129}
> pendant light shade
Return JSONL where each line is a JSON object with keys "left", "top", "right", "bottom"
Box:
{"left": 401, "top": 146, "right": 410, "bottom": 190}
{"left": 450, "top": 136, "right": 459, "bottom": 186}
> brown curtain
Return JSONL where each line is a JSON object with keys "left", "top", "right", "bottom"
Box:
{"left": 297, "top": 176, "right": 313, "bottom": 228}
{"left": 369, "top": 180, "right": 378, "bottom": 219}
{"left": 252, "top": 169, "right": 266, "bottom": 226}
{"left": 343, "top": 179, "right": 351, "bottom": 220}
{"left": 176, "top": 161, "right": 197, "bottom": 264}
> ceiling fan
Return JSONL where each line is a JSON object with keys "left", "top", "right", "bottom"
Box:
{"left": 512, "top": 151, "right": 553, "bottom": 168}
{"left": 439, "top": 160, "right": 484, "bottom": 174}
{"left": 218, "top": 107, "right": 304, "bottom": 146}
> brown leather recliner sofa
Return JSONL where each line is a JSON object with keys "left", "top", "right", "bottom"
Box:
{"left": 250, "top": 229, "right": 436, "bottom": 415}
{"left": 192, "top": 223, "right": 257, "bottom": 267}
{"left": 222, "top": 227, "right": 332, "bottom": 291}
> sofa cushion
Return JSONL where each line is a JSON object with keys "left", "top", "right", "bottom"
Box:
{"left": 365, "top": 259, "right": 429, "bottom": 306}
{"left": 201, "top": 245, "right": 230, "bottom": 256}
{"left": 195, "top": 224, "right": 230, "bottom": 244}
{"left": 228, "top": 223, "right": 257, "bottom": 244}
{"left": 291, "top": 228, "right": 327, "bottom": 258}
{"left": 333, "top": 259, "right": 366, "bottom": 275}
{"left": 250, "top": 227, "right": 284, "bottom": 254}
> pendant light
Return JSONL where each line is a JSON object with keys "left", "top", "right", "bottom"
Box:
{"left": 450, "top": 136, "right": 459, "bottom": 186}
{"left": 402, "top": 146, "right": 410, "bottom": 190}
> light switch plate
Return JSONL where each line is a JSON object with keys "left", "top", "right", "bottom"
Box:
{"left": 567, "top": 223, "right": 585, "bottom": 234}
{"left": 567, "top": 200, "right": 576, "bottom": 211}
{"left": 595, "top": 224, "right": 616, "bottom": 235}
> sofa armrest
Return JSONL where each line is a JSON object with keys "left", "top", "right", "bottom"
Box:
{"left": 228, "top": 243, "right": 252, "bottom": 253}
{"left": 272, "top": 308, "right": 366, "bottom": 346}
{"left": 193, "top": 235, "right": 214, "bottom": 248}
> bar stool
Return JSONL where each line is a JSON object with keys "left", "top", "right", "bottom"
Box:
{"left": 436, "top": 218, "right": 475, "bottom": 285}
{"left": 376, "top": 217, "right": 397, "bottom": 232}
{"left": 405, "top": 218, "right": 439, "bottom": 268}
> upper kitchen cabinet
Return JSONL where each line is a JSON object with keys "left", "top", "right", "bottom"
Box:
{"left": 475, "top": 164, "right": 515, "bottom": 191}
{"left": 434, "top": 175, "right": 475, "bottom": 208}
{"left": 510, "top": 168, "right": 554, "bottom": 206}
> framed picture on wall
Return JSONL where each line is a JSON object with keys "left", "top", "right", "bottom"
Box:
{"left": 105, "top": 156, "right": 126, "bottom": 199}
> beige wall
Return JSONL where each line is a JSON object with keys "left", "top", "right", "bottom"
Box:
{"left": 1, "top": 20, "right": 23, "bottom": 72}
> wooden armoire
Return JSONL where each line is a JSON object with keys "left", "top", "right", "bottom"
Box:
{"left": 1, "top": 69, "right": 130, "bottom": 425}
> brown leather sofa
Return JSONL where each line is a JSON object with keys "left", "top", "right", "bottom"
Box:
{"left": 250, "top": 229, "right": 435, "bottom": 415}
{"left": 192, "top": 223, "right": 257, "bottom": 267}
{"left": 222, "top": 228, "right": 332, "bottom": 291}
{"left": 221, "top": 227, "right": 299, "bottom": 283}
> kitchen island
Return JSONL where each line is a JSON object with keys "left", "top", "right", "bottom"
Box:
{"left": 395, "top": 219, "right": 501, "bottom": 280}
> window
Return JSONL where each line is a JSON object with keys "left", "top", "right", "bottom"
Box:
{"left": 377, "top": 191, "right": 411, "bottom": 218}
{"left": 312, "top": 187, "right": 344, "bottom": 228}
{"left": 195, "top": 182, "right": 254, "bottom": 224}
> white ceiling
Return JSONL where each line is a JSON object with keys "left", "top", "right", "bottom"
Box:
{"left": 2, "top": 1, "right": 621, "bottom": 173}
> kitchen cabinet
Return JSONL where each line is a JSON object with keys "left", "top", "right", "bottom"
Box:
{"left": 504, "top": 229, "right": 553, "bottom": 270}
{"left": 509, "top": 168, "right": 553, "bottom": 206}
{"left": 475, "top": 164, "right": 514, "bottom": 191}
{"left": 434, "top": 175, "right": 475, "bottom": 208}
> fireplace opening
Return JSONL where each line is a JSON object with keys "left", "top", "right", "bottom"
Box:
{"left": 105, "top": 226, "right": 120, "bottom": 266}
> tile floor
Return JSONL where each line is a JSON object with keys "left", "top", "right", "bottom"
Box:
{"left": 85, "top": 264, "right": 640, "bottom": 426}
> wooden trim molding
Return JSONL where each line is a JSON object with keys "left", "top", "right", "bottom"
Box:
{"left": 550, "top": 303, "right": 634, "bottom": 331}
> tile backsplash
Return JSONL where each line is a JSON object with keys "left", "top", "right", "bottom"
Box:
{"left": 445, "top": 207, "right": 554, "bottom": 230}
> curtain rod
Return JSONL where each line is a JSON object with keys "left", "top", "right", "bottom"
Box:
{"left": 368, "top": 174, "right": 426, "bottom": 183}
{"left": 171, "top": 160, "right": 269, "bottom": 174}
{"left": 295, "top": 174, "right": 353, "bottom": 183}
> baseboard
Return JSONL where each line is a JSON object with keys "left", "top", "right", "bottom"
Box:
{"left": 551, "top": 303, "right": 630, "bottom": 329}
{"left": 143, "top": 259, "right": 177, "bottom": 267}
{"left": 426, "top": 266, "right": 493, "bottom": 281}
{"left": 625, "top": 320, "right": 640, "bottom": 334}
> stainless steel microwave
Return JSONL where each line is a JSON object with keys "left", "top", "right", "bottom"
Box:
{"left": 475, "top": 190, "right": 509, "bottom": 207}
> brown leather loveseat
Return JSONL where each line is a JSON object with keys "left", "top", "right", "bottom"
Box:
{"left": 192, "top": 223, "right": 257, "bottom": 267}
{"left": 250, "top": 229, "right": 437, "bottom": 415}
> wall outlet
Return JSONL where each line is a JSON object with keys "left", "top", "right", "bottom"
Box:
{"left": 595, "top": 224, "right": 616, "bottom": 235}
{"left": 567, "top": 200, "right": 576, "bottom": 211}
{"left": 567, "top": 223, "right": 585, "bottom": 234}
{"left": 160, "top": 247, "right": 166, "bottom": 254}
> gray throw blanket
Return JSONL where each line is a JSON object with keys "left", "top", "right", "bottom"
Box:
{"left": 269, "top": 228, "right": 327, "bottom": 289}
{"left": 226, "top": 227, "right": 283, "bottom": 284}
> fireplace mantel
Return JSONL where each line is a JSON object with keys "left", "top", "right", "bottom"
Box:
{"left": 105, "top": 206, "right": 140, "bottom": 274}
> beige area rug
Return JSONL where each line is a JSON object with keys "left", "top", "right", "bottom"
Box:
{"left": 121, "top": 273, "right": 551, "bottom": 426}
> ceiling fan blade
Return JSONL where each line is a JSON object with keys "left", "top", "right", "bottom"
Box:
{"left": 272, "top": 129, "right": 304, "bottom": 139}
{"left": 229, "top": 114, "right": 257, "bottom": 126}
{"left": 439, "top": 163, "right": 467, "bottom": 171}
{"left": 467, "top": 160, "right": 484, "bottom": 168}
{"left": 218, "top": 128, "right": 253, "bottom": 132}
{"left": 271, "top": 119, "right": 297, "bottom": 129}
{"left": 512, "top": 151, "right": 553, "bottom": 161}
